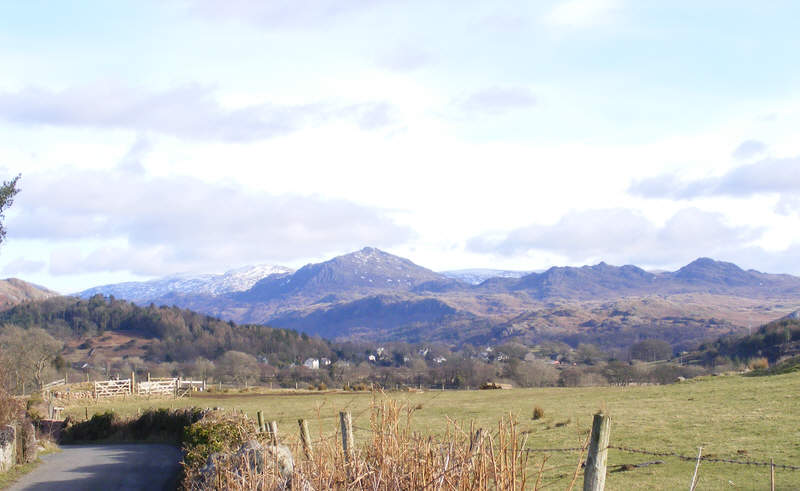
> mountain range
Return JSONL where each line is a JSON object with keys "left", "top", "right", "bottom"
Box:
{"left": 76, "top": 248, "right": 800, "bottom": 351}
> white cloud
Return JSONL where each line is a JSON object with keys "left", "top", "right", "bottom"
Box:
{"left": 10, "top": 156, "right": 413, "bottom": 276}
{"left": 182, "top": 0, "right": 389, "bottom": 28}
{"left": 0, "top": 84, "right": 396, "bottom": 142}
{"left": 629, "top": 156, "right": 800, "bottom": 200}
{"left": 2, "top": 257, "right": 46, "bottom": 275}
{"left": 468, "top": 208, "right": 763, "bottom": 269}
{"left": 776, "top": 194, "right": 800, "bottom": 216}
{"left": 732, "top": 139, "right": 767, "bottom": 161}
{"left": 544, "top": 0, "right": 621, "bottom": 28}
{"left": 377, "top": 45, "right": 434, "bottom": 72}
{"left": 457, "top": 86, "right": 537, "bottom": 115}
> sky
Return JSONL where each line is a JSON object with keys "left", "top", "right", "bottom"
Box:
{"left": 1, "top": 0, "right": 800, "bottom": 293}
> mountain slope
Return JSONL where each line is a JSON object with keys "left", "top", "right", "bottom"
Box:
{"left": 0, "top": 278, "right": 59, "bottom": 310}
{"left": 236, "top": 247, "right": 448, "bottom": 302}
{"left": 671, "top": 258, "right": 800, "bottom": 296}
{"left": 510, "top": 262, "right": 658, "bottom": 299}
{"left": 78, "top": 264, "right": 293, "bottom": 303}
{"left": 268, "top": 294, "right": 467, "bottom": 341}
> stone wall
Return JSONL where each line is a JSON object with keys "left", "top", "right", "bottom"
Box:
{"left": 0, "top": 425, "right": 16, "bottom": 473}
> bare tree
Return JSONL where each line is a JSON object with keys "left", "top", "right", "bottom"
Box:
{"left": 216, "top": 351, "right": 259, "bottom": 387}
{"left": 0, "top": 325, "right": 63, "bottom": 391}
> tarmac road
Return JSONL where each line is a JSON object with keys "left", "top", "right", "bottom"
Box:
{"left": 8, "top": 444, "right": 182, "bottom": 491}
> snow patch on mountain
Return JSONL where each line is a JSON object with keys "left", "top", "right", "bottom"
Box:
{"left": 78, "top": 264, "right": 293, "bottom": 303}
{"left": 440, "top": 268, "right": 535, "bottom": 285}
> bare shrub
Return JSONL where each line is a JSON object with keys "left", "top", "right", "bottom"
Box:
{"left": 747, "top": 357, "right": 769, "bottom": 370}
{"left": 183, "top": 399, "right": 533, "bottom": 490}
{"left": 532, "top": 405, "right": 544, "bottom": 420}
{"left": 0, "top": 365, "right": 23, "bottom": 427}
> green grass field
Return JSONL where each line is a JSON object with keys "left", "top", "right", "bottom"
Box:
{"left": 64, "top": 372, "right": 800, "bottom": 490}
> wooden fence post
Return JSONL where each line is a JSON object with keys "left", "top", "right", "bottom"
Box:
{"left": 689, "top": 446, "right": 702, "bottom": 491}
{"left": 256, "top": 411, "right": 264, "bottom": 433}
{"left": 130, "top": 371, "right": 135, "bottom": 395}
{"left": 340, "top": 411, "right": 354, "bottom": 466}
{"left": 299, "top": 419, "right": 313, "bottom": 459}
{"left": 583, "top": 412, "right": 610, "bottom": 491}
{"left": 770, "top": 457, "right": 775, "bottom": 491}
{"left": 268, "top": 421, "right": 279, "bottom": 444}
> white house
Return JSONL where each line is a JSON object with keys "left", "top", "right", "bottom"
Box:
{"left": 303, "top": 358, "right": 320, "bottom": 370}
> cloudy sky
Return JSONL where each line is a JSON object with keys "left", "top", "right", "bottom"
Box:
{"left": 2, "top": 1, "right": 800, "bottom": 293}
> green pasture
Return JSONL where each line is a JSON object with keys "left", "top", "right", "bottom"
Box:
{"left": 64, "top": 372, "right": 800, "bottom": 490}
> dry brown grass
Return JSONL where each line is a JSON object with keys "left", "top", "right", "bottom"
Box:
{"left": 185, "top": 399, "right": 536, "bottom": 490}
{"left": 747, "top": 357, "right": 769, "bottom": 370}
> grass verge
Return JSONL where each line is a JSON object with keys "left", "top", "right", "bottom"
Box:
{"left": 0, "top": 443, "right": 60, "bottom": 490}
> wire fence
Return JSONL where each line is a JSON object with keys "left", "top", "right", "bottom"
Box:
{"left": 519, "top": 443, "right": 800, "bottom": 471}
{"left": 607, "top": 445, "right": 800, "bottom": 471}
{"left": 299, "top": 419, "right": 800, "bottom": 473}
{"left": 238, "top": 406, "right": 799, "bottom": 491}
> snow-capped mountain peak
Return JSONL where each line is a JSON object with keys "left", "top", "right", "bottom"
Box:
{"left": 78, "top": 264, "right": 293, "bottom": 303}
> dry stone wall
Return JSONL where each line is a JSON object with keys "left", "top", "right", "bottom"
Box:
{"left": 0, "top": 425, "right": 16, "bottom": 473}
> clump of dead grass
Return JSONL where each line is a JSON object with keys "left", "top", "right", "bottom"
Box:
{"left": 185, "top": 398, "right": 534, "bottom": 490}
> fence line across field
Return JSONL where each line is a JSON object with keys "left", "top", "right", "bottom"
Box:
{"left": 291, "top": 418, "right": 800, "bottom": 475}
{"left": 607, "top": 445, "right": 800, "bottom": 471}
{"left": 252, "top": 409, "right": 793, "bottom": 491}
{"left": 83, "top": 376, "right": 205, "bottom": 399}
{"left": 93, "top": 379, "right": 132, "bottom": 398}
{"left": 42, "top": 378, "right": 66, "bottom": 391}
{"left": 137, "top": 379, "right": 176, "bottom": 396}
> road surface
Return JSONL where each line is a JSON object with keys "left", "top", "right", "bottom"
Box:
{"left": 8, "top": 444, "right": 181, "bottom": 491}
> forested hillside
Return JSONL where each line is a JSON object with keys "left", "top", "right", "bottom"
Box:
{"left": 697, "top": 312, "right": 800, "bottom": 364}
{"left": 0, "top": 295, "right": 334, "bottom": 366}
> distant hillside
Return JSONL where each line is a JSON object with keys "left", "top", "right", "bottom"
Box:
{"left": 506, "top": 262, "right": 658, "bottom": 299}
{"left": 697, "top": 310, "right": 800, "bottom": 363}
{"left": 0, "top": 295, "right": 333, "bottom": 366}
{"left": 440, "top": 268, "right": 533, "bottom": 285}
{"left": 482, "top": 258, "right": 800, "bottom": 300}
{"left": 490, "top": 295, "right": 751, "bottom": 352}
{"left": 268, "top": 294, "right": 473, "bottom": 341}
{"left": 0, "top": 278, "right": 59, "bottom": 310}
{"left": 78, "top": 264, "right": 293, "bottom": 303}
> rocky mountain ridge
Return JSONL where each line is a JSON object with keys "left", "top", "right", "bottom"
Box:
{"left": 75, "top": 249, "right": 800, "bottom": 349}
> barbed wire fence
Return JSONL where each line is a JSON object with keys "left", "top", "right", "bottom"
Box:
{"left": 519, "top": 445, "right": 799, "bottom": 470}
{"left": 251, "top": 408, "right": 795, "bottom": 491}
